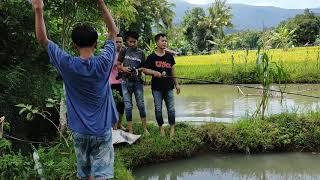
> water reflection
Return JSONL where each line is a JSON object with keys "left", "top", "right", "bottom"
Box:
{"left": 132, "top": 84, "right": 320, "bottom": 123}
{"left": 134, "top": 153, "right": 320, "bottom": 180}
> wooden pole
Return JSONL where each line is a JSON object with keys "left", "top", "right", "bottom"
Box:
{"left": 0, "top": 116, "right": 5, "bottom": 138}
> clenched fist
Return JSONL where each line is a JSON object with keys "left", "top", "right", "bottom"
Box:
{"left": 32, "top": 0, "right": 44, "bottom": 10}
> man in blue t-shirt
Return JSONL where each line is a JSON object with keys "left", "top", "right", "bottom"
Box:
{"left": 32, "top": 0, "right": 117, "bottom": 179}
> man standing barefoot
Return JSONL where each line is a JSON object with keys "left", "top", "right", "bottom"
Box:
{"left": 32, "top": 0, "right": 118, "bottom": 178}
{"left": 143, "top": 33, "right": 181, "bottom": 138}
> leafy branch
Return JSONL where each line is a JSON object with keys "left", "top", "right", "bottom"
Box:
{"left": 15, "top": 102, "right": 69, "bottom": 147}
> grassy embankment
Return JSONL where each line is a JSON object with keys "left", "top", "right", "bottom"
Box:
{"left": 2, "top": 112, "right": 320, "bottom": 179}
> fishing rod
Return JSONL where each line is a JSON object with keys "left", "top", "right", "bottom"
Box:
{"left": 162, "top": 75, "right": 320, "bottom": 99}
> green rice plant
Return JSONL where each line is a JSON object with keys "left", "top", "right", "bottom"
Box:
{"left": 316, "top": 47, "right": 320, "bottom": 69}
{"left": 173, "top": 46, "right": 319, "bottom": 84}
{"left": 244, "top": 49, "right": 249, "bottom": 72}
{"left": 231, "top": 51, "right": 235, "bottom": 72}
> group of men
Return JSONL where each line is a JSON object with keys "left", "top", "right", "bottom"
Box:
{"left": 110, "top": 31, "right": 180, "bottom": 137}
{"left": 32, "top": 0, "right": 180, "bottom": 179}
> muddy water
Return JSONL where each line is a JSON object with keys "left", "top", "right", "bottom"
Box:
{"left": 131, "top": 84, "right": 320, "bottom": 123}
{"left": 133, "top": 152, "right": 320, "bottom": 180}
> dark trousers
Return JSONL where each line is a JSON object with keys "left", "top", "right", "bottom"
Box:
{"left": 111, "top": 84, "right": 125, "bottom": 115}
{"left": 121, "top": 80, "right": 146, "bottom": 122}
{"left": 152, "top": 90, "right": 175, "bottom": 127}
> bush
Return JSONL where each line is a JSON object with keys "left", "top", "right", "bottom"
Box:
{"left": 0, "top": 153, "right": 35, "bottom": 179}
{"left": 3, "top": 113, "right": 320, "bottom": 179}
{"left": 116, "top": 123, "right": 203, "bottom": 168}
{"left": 0, "top": 0, "right": 61, "bottom": 143}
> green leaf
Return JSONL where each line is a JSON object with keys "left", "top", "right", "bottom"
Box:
{"left": 18, "top": 108, "right": 27, "bottom": 115}
{"left": 46, "top": 103, "right": 54, "bottom": 108}
{"left": 15, "top": 104, "right": 26, "bottom": 108}
{"left": 31, "top": 109, "right": 39, "bottom": 114}
{"left": 26, "top": 105, "right": 32, "bottom": 110}
{"left": 26, "top": 113, "right": 33, "bottom": 121}
{"left": 47, "top": 98, "right": 57, "bottom": 103}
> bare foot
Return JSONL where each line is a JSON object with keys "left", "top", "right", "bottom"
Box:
{"left": 144, "top": 129, "right": 150, "bottom": 135}
{"left": 118, "top": 125, "right": 127, "bottom": 131}
{"left": 160, "top": 127, "right": 165, "bottom": 137}
{"left": 127, "top": 121, "right": 133, "bottom": 134}
{"left": 170, "top": 125, "right": 175, "bottom": 139}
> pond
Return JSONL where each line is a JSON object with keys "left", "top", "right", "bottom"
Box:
{"left": 133, "top": 152, "right": 320, "bottom": 180}
{"left": 132, "top": 84, "right": 320, "bottom": 123}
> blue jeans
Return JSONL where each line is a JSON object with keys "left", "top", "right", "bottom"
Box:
{"left": 72, "top": 129, "right": 114, "bottom": 179}
{"left": 121, "top": 80, "right": 146, "bottom": 121}
{"left": 152, "top": 90, "right": 175, "bottom": 126}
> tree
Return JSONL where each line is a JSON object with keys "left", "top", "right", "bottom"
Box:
{"left": 268, "top": 25, "right": 296, "bottom": 50}
{"left": 207, "top": 34, "right": 239, "bottom": 53}
{"left": 315, "top": 34, "right": 320, "bottom": 45}
{"left": 182, "top": 7, "right": 209, "bottom": 53}
{"left": 235, "top": 30, "right": 262, "bottom": 50}
{"left": 205, "top": 0, "right": 233, "bottom": 52}
{"left": 166, "top": 25, "right": 191, "bottom": 55}
{"left": 119, "top": 0, "right": 175, "bottom": 47}
{"left": 0, "top": 0, "right": 62, "bottom": 141}
{"left": 181, "top": 0, "right": 234, "bottom": 53}
{"left": 1, "top": 0, "right": 137, "bottom": 137}
{"left": 281, "top": 9, "right": 320, "bottom": 46}
{"left": 46, "top": 0, "right": 135, "bottom": 50}
{"left": 205, "top": 0, "right": 233, "bottom": 37}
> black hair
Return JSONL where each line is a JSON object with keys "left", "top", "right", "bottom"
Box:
{"left": 117, "top": 34, "right": 122, "bottom": 37}
{"left": 155, "top": 33, "right": 166, "bottom": 42}
{"left": 125, "top": 31, "right": 139, "bottom": 40}
{"left": 71, "top": 24, "right": 98, "bottom": 48}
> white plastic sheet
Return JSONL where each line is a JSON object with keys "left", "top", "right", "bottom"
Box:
{"left": 112, "top": 130, "right": 141, "bottom": 145}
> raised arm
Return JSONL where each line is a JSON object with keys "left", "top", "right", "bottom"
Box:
{"left": 33, "top": 0, "right": 49, "bottom": 46}
{"left": 97, "top": 0, "right": 117, "bottom": 40}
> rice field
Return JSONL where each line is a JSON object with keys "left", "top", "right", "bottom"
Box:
{"left": 173, "top": 46, "right": 320, "bottom": 84}
{"left": 175, "top": 46, "right": 320, "bottom": 65}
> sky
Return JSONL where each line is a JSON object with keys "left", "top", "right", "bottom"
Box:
{"left": 183, "top": 0, "right": 320, "bottom": 9}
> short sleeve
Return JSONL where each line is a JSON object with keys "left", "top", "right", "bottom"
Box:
{"left": 118, "top": 48, "right": 127, "bottom": 63}
{"left": 94, "top": 40, "right": 116, "bottom": 76}
{"left": 171, "top": 54, "right": 176, "bottom": 66}
{"left": 141, "top": 51, "right": 146, "bottom": 63}
{"left": 47, "top": 40, "right": 71, "bottom": 73}
{"left": 100, "top": 40, "right": 116, "bottom": 65}
{"left": 143, "top": 54, "right": 153, "bottom": 68}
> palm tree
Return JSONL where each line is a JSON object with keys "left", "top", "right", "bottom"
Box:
{"left": 205, "top": 0, "right": 233, "bottom": 37}
{"left": 151, "top": 0, "right": 175, "bottom": 30}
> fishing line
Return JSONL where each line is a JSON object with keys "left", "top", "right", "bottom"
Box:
{"left": 163, "top": 75, "right": 320, "bottom": 99}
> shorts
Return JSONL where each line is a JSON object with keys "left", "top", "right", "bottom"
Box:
{"left": 72, "top": 129, "right": 114, "bottom": 179}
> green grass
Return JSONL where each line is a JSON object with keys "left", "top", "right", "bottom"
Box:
{"left": 3, "top": 112, "right": 320, "bottom": 179}
{"left": 169, "top": 46, "right": 320, "bottom": 84}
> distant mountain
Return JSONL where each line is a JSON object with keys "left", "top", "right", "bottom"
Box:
{"left": 169, "top": 0, "right": 320, "bottom": 30}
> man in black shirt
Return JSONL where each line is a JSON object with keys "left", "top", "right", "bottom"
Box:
{"left": 143, "top": 33, "right": 181, "bottom": 138}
